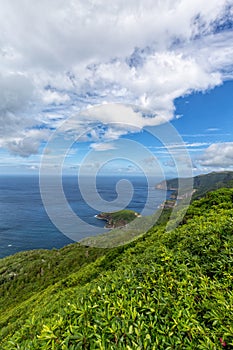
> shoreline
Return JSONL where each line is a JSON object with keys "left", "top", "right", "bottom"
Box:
{"left": 94, "top": 210, "right": 141, "bottom": 229}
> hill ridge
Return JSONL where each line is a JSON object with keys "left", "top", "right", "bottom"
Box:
{"left": 155, "top": 170, "right": 233, "bottom": 199}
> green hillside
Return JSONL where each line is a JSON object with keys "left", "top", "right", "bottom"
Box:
{"left": 1, "top": 188, "right": 233, "bottom": 349}
{"left": 96, "top": 209, "right": 140, "bottom": 228}
{"left": 156, "top": 171, "right": 233, "bottom": 199}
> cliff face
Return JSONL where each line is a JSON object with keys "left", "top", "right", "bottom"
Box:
{"left": 155, "top": 181, "right": 167, "bottom": 190}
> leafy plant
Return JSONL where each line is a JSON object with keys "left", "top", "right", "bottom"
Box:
{"left": 1, "top": 188, "right": 233, "bottom": 349}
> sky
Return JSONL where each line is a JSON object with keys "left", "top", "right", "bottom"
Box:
{"left": 0, "top": 0, "right": 233, "bottom": 177}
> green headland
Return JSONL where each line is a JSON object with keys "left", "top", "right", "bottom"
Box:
{"left": 96, "top": 209, "right": 141, "bottom": 228}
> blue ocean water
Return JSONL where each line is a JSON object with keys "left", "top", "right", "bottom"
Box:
{"left": 0, "top": 175, "right": 166, "bottom": 258}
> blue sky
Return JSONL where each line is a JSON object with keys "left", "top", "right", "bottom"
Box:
{"left": 0, "top": 1, "right": 233, "bottom": 177}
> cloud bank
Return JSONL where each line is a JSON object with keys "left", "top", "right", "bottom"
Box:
{"left": 0, "top": 0, "right": 233, "bottom": 156}
{"left": 198, "top": 142, "right": 233, "bottom": 167}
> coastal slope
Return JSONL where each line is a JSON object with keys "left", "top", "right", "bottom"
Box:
{"left": 0, "top": 187, "right": 233, "bottom": 348}
{"left": 156, "top": 170, "right": 233, "bottom": 199}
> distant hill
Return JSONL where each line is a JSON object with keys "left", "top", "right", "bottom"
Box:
{"left": 156, "top": 171, "right": 233, "bottom": 199}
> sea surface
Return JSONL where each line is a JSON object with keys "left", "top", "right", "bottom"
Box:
{"left": 0, "top": 175, "right": 167, "bottom": 258}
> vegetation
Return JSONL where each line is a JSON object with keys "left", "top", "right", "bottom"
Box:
{"left": 156, "top": 170, "right": 233, "bottom": 199}
{"left": 96, "top": 209, "right": 140, "bottom": 228}
{"left": 0, "top": 243, "right": 106, "bottom": 313}
{"left": 0, "top": 188, "right": 233, "bottom": 349}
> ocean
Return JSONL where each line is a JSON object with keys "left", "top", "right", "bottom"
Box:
{"left": 0, "top": 175, "right": 167, "bottom": 258}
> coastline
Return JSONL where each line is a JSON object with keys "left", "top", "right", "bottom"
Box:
{"left": 95, "top": 210, "right": 141, "bottom": 229}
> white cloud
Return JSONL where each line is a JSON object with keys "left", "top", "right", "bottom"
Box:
{"left": 170, "top": 142, "right": 210, "bottom": 149}
{"left": 90, "top": 142, "right": 117, "bottom": 152}
{"left": 82, "top": 103, "right": 167, "bottom": 128}
{"left": 0, "top": 73, "right": 36, "bottom": 135}
{"left": 206, "top": 127, "right": 220, "bottom": 131}
{"left": 28, "top": 165, "right": 38, "bottom": 170}
{"left": 198, "top": 142, "right": 233, "bottom": 167}
{"left": 0, "top": 0, "right": 232, "bottom": 156}
{"left": 1, "top": 129, "right": 50, "bottom": 158}
{"left": 150, "top": 142, "right": 210, "bottom": 150}
{"left": 42, "top": 90, "right": 70, "bottom": 105}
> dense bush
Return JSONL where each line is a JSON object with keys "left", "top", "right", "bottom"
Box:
{"left": 0, "top": 188, "right": 233, "bottom": 349}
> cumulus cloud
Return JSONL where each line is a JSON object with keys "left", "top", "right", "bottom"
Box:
{"left": 0, "top": 129, "right": 50, "bottom": 158}
{"left": 0, "top": 73, "right": 36, "bottom": 135}
{"left": 198, "top": 142, "right": 233, "bottom": 167}
{"left": 0, "top": 0, "right": 232, "bottom": 156}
